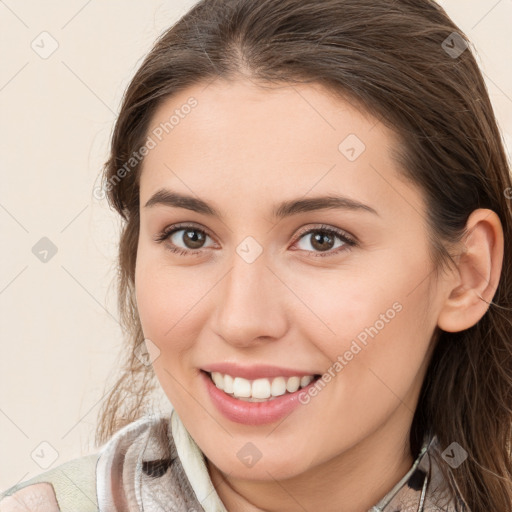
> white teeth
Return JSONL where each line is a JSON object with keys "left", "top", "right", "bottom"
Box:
{"left": 271, "top": 376, "right": 287, "bottom": 397}
{"left": 300, "top": 375, "right": 313, "bottom": 388}
{"left": 233, "top": 377, "right": 252, "bottom": 397}
{"left": 286, "top": 376, "right": 301, "bottom": 393}
{"left": 251, "top": 378, "right": 271, "bottom": 399}
{"left": 224, "top": 374, "right": 234, "bottom": 394}
{"left": 208, "top": 372, "right": 317, "bottom": 400}
{"left": 211, "top": 372, "right": 224, "bottom": 390}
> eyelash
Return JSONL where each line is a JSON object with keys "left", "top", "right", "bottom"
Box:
{"left": 153, "top": 223, "right": 357, "bottom": 258}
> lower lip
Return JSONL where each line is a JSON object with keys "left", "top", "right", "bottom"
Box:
{"left": 201, "top": 371, "right": 318, "bottom": 426}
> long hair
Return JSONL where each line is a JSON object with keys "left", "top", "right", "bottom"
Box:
{"left": 95, "top": 1, "right": 512, "bottom": 509}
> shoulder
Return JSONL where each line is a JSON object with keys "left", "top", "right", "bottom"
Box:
{"left": 0, "top": 452, "right": 100, "bottom": 512}
{"left": 0, "top": 483, "right": 59, "bottom": 512}
{"left": 94, "top": 411, "right": 217, "bottom": 511}
{"left": 425, "top": 436, "right": 472, "bottom": 511}
{"left": 0, "top": 412, "right": 208, "bottom": 512}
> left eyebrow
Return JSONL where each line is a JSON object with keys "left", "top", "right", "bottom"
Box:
{"left": 143, "top": 188, "right": 379, "bottom": 219}
{"left": 272, "top": 195, "right": 379, "bottom": 219}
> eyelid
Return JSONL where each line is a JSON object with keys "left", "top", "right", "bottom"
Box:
{"left": 153, "top": 222, "right": 216, "bottom": 244}
{"left": 154, "top": 222, "right": 358, "bottom": 256}
{"left": 292, "top": 223, "right": 357, "bottom": 246}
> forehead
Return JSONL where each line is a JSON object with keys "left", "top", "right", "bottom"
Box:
{"left": 138, "top": 78, "right": 419, "bottom": 218}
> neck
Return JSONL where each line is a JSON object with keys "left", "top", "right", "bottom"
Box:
{"left": 207, "top": 410, "right": 416, "bottom": 512}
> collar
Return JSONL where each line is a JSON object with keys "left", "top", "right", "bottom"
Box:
{"left": 96, "top": 409, "right": 469, "bottom": 511}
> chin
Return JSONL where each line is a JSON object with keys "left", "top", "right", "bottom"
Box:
{"left": 206, "top": 448, "right": 312, "bottom": 481}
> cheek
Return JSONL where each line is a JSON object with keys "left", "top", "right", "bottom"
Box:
{"left": 315, "top": 282, "right": 435, "bottom": 444}
{"left": 134, "top": 256, "right": 215, "bottom": 361}
{"left": 294, "top": 250, "right": 435, "bottom": 413}
{"left": 134, "top": 260, "right": 205, "bottom": 408}
{"left": 285, "top": 258, "right": 426, "bottom": 356}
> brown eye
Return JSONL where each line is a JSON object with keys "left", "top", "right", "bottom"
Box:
{"left": 293, "top": 225, "right": 356, "bottom": 257}
{"left": 154, "top": 224, "right": 215, "bottom": 255}
{"left": 309, "top": 231, "right": 336, "bottom": 252}
{"left": 176, "top": 228, "right": 207, "bottom": 249}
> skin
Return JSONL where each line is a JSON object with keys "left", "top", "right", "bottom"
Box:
{"left": 134, "top": 78, "right": 503, "bottom": 512}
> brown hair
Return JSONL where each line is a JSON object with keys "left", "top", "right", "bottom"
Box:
{"left": 96, "top": 0, "right": 512, "bottom": 509}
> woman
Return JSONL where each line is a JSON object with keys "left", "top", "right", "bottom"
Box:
{"left": 2, "top": 0, "right": 511, "bottom": 510}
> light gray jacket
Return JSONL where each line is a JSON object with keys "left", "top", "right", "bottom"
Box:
{"left": 0, "top": 410, "right": 470, "bottom": 511}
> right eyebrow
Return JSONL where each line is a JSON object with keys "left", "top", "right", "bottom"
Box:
{"left": 144, "top": 189, "right": 221, "bottom": 216}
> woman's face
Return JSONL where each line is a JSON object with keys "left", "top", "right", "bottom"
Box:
{"left": 135, "top": 78, "right": 450, "bottom": 480}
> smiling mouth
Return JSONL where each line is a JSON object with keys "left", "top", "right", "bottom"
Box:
{"left": 203, "top": 370, "right": 322, "bottom": 402}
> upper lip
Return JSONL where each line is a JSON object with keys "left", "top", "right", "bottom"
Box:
{"left": 201, "top": 362, "right": 320, "bottom": 380}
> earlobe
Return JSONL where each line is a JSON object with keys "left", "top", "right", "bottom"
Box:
{"left": 437, "top": 209, "right": 504, "bottom": 333}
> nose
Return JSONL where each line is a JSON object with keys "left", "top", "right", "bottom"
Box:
{"left": 210, "top": 252, "right": 289, "bottom": 348}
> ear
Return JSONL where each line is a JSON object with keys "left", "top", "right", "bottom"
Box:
{"left": 437, "top": 208, "right": 504, "bottom": 333}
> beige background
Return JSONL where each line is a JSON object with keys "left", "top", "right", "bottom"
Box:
{"left": 1, "top": 0, "right": 511, "bottom": 490}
